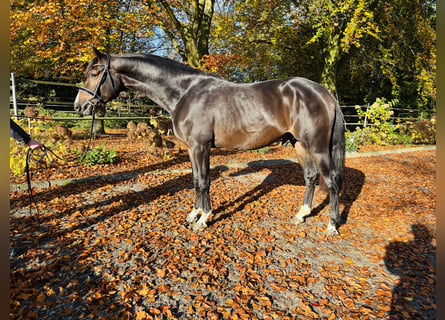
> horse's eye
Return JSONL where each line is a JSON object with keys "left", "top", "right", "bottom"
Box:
{"left": 90, "top": 67, "right": 103, "bottom": 78}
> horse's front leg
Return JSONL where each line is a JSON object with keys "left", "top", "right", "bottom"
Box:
{"left": 186, "top": 142, "right": 212, "bottom": 231}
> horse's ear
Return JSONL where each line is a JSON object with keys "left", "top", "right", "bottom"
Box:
{"left": 91, "top": 46, "right": 106, "bottom": 59}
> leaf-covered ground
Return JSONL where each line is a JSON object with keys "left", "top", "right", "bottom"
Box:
{"left": 10, "top": 133, "right": 436, "bottom": 319}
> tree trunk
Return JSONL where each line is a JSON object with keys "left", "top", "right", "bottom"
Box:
{"left": 183, "top": 27, "right": 202, "bottom": 68}
{"left": 320, "top": 33, "right": 342, "bottom": 95}
{"left": 94, "top": 108, "right": 106, "bottom": 135}
{"left": 195, "top": 0, "right": 214, "bottom": 58}
{"left": 158, "top": 0, "right": 214, "bottom": 68}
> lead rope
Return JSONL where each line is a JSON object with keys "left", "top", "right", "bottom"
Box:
{"left": 23, "top": 54, "right": 110, "bottom": 218}
{"left": 24, "top": 109, "right": 97, "bottom": 219}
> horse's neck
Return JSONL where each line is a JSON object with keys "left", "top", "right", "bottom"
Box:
{"left": 115, "top": 55, "right": 205, "bottom": 113}
{"left": 119, "top": 74, "right": 179, "bottom": 113}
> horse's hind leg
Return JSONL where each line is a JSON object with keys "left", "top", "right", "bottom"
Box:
{"left": 311, "top": 152, "right": 342, "bottom": 235}
{"left": 186, "top": 142, "right": 212, "bottom": 231}
{"left": 291, "top": 142, "right": 319, "bottom": 225}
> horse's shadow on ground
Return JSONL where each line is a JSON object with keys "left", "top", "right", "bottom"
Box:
{"left": 10, "top": 152, "right": 189, "bottom": 207}
{"left": 11, "top": 158, "right": 365, "bottom": 240}
{"left": 12, "top": 148, "right": 246, "bottom": 207}
{"left": 12, "top": 149, "right": 230, "bottom": 208}
{"left": 209, "top": 160, "right": 365, "bottom": 230}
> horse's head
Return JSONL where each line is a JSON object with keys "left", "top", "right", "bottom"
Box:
{"left": 74, "top": 47, "right": 122, "bottom": 116}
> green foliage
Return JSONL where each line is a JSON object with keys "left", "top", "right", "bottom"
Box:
{"left": 10, "top": 112, "right": 118, "bottom": 177}
{"left": 356, "top": 98, "right": 394, "bottom": 125}
{"left": 210, "top": 0, "right": 435, "bottom": 113}
{"left": 349, "top": 98, "right": 412, "bottom": 147}
{"left": 10, "top": 0, "right": 436, "bottom": 118}
{"left": 81, "top": 146, "right": 117, "bottom": 167}
{"left": 343, "top": 108, "right": 435, "bottom": 152}
{"left": 9, "top": 141, "right": 27, "bottom": 177}
{"left": 350, "top": 126, "right": 411, "bottom": 147}
{"left": 375, "top": 0, "right": 436, "bottom": 111}
{"left": 345, "top": 132, "right": 359, "bottom": 152}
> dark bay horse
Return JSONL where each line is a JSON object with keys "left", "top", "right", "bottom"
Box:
{"left": 74, "top": 47, "right": 345, "bottom": 235}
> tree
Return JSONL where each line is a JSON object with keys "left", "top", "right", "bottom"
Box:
{"left": 146, "top": 0, "right": 215, "bottom": 67}
{"left": 211, "top": 0, "right": 382, "bottom": 94}
{"left": 10, "top": 0, "right": 156, "bottom": 134}
{"left": 10, "top": 0, "right": 217, "bottom": 75}
{"left": 210, "top": 0, "right": 435, "bottom": 113}
{"left": 10, "top": 0, "right": 435, "bottom": 117}
{"left": 10, "top": 0, "right": 155, "bottom": 81}
{"left": 373, "top": 0, "right": 436, "bottom": 112}
{"left": 295, "top": 0, "right": 381, "bottom": 95}
{"left": 211, "top": 0, "right": 317, "bottom": 82}
{"left": 335, "top": 0, "right": 436, "bottom": 111}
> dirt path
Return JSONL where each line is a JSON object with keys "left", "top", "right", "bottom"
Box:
{"left": 10, "top": 149, "right": 436, "bottom": 319}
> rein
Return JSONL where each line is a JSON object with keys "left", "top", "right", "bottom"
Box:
{"left": 23, "top": 111, "right": 97, "bottom": 219}
{"left": 24, "top": 55, "right": 115, "bottom": 219}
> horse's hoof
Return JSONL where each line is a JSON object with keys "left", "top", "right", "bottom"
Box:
{"left": 192, "top": 221, "right": 207, "bottom": 231}
{"left": 186, "top": 208, "right": 200, "bottom": 223}
{"left": 326, "top": 223, "right": 339, "bottom": 236}
{"left": 292, "top": 205, "right": 310, "bottom": 225}
{"left": 291, "top": 217, "right": 305, "bottom": 225}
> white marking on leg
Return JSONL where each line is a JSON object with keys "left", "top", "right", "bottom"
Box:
{"left": 193, "top": 211, "right": 212, "bottom": 231}
{"left": 326, "top": 222, "right": 339, "bottom": 236}
{"left": 186, "top": 208, "right": 200, "bottom": 223}
{"left": 291, "top": 205, "right": 311, "bottom": 225}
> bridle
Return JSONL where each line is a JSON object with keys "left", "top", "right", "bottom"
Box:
{"left": 78, "top": 54, "right": 116, "bottom": 111}
{"left": 24, "top": 57, "right": 116, "bottom": 219}
{"left": 23, "top": 54, "right": 118, "bottom": 221}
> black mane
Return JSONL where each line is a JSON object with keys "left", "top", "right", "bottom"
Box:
{"left": 117, "top": 53, "right": 217, "bottom": 78}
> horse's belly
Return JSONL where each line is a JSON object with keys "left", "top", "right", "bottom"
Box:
{"left": 214, "top": 125, "right": 284, "bottom": 150}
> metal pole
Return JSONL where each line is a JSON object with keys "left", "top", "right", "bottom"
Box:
{"left": 11, "top": 73, "right": 18, "bottom": 118}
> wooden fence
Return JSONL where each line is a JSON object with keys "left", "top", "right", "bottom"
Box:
{"left": 9, "top": 98, "right": 424, "bottom": 129}
{"left": 10, "top": 76, "right": 424, "bottom": 129}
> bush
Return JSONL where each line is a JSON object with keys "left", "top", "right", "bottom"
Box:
{"left": 403, "top": 117, "right": 436, "bottom": 144}
{"left": 10, "top": 141, "right": 27, "bottom": 177}
{"left": 345, "top": 132, "right": 359, "bottom": 152}
{"left": 81, "top": 146, "right": 117, "bottom": 166}
{"left": 353, "top": 98, "right": 412, "bottom": 146}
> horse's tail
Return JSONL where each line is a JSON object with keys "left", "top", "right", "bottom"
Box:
{"left": 330, "top": 101, "right": 345, "bottom": 191}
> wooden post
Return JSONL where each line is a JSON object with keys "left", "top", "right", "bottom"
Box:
{"left": 363, "top": 104, "right": 369, "bottom": 128}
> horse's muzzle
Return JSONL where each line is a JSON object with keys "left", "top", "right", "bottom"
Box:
{"left": 74, "top": 93, "right": 100, "bottom": 116}
{"left": 78, "top": 103, "right": 93, "bottom": 116}
{"left": 74, "top": 102, "right": 85, "bottom": 116}
{"left": 74, "top": 101, "right": 92, "bottom": 116}
{"left": 74, "top": 93, "right": 87, "bottom": 115}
